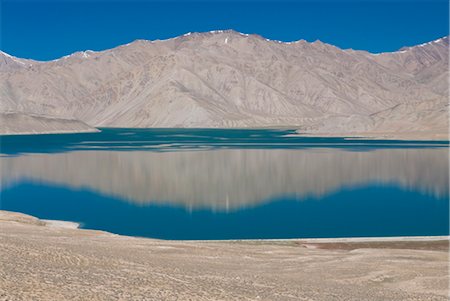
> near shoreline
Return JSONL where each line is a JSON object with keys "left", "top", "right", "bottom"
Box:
{"left": 2, "top": 210, "right": 447, "bottom": 244}
{"left": 0, "top": 210, "right": 448, "bottom": 300}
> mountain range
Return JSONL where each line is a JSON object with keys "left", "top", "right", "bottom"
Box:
{"left": 1, "top": 30, "right": 448, "bottom": 138}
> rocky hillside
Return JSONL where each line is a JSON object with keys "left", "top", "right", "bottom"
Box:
{"left": 0, "top": 31, "right": 448, "bottom": 137}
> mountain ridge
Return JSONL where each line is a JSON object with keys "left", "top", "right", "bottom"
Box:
{"left": 1, "top": 31, "right": 448, "bottom": 62}
{"left": 1, "top": 31, "right": 448, "bottom": 138}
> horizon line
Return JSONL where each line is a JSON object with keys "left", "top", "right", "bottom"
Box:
{"left": 1, "top": 30, "right": 448, "bottom": 62}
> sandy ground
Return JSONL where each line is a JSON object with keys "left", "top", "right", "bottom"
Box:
{"left": 0, "top": 112, "right": 99, "bottom": 135}
{"left": 0, "top": 210, "right": 448, "bottom": 301}
{"left": 0, "top": 129, "right": 99, "bottom": 135}
{"left": 1, "top": 127, "right": 448, "bottom": 141}
{"left": 293, "top": 131, "right": 449, "bottom": 141}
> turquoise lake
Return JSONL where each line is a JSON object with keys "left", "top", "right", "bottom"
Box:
{"left": 0, "top": 128, "right": 448, "bottom": 240}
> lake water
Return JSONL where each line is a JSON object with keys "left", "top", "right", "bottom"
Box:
{"left": 0, "top": 128, "right": 448, "bottom": 240}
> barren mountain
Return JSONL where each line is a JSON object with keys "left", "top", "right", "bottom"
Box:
{"left": 0, "top": 30, "right": 448, "bottom": 137}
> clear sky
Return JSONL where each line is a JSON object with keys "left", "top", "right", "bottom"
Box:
{"left": 1, "top": 0, "right": 448, "bottom": 61}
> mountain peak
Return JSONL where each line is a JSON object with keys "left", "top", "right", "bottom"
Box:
{"left": 398, "top": 36, "right": 449, "bottom": 52}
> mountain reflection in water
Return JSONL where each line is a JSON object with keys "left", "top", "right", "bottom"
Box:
{"left": 1, "top": 147, "right": 447, "bottom": 211}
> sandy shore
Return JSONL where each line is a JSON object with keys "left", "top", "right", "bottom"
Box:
{"left": 0, "top": 210, "right": 448, "bottom": 301}
{"left": 1, "top": 127, "right": 448, "bottom": 141}
{"left": 42, "top": 219, "right": 80, "bottom": 229}
{"left": 0, "top": 128, "right": 100, "bottom": 136}
{"left": 293, "top": 131, "right": 449, "bottom": 141}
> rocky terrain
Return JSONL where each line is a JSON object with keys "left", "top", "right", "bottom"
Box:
{"left": 0, "top": 210, "right": 448, "bottom": 301}
{"left": 0, "top": 31, "right": 448, "bottom": 138}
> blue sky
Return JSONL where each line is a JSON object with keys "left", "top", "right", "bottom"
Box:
{"left": 1, "top": 0, "right": 448, "bottom": 61}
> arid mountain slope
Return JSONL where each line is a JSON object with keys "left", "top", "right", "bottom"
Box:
{"left": 1, "top": 31, "right": 448, "bottom": 136}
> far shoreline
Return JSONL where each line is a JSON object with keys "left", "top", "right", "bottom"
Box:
{"left": 0, "top": 128, "right": 100, "bottom": 136}
{"left": 0, "top": 127, "right": 448, "bottom": 142}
